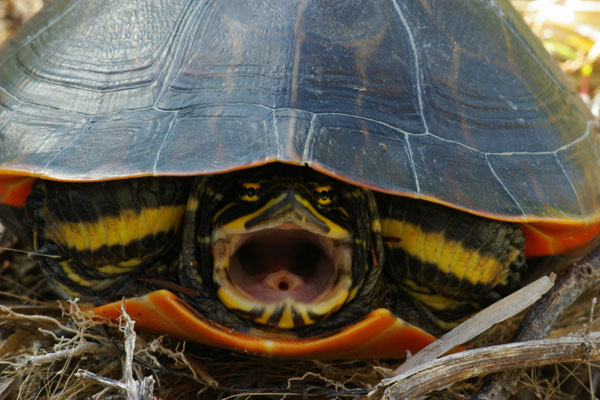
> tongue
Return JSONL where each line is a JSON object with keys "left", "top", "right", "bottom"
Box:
{"left": 262, "top": 269, "right": 305, "bottom": 291}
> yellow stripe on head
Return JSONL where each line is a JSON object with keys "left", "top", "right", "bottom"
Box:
{"left": 219, "top": 193, "right": 286, "bottom": 233}
{"left": 293, "top": 194, "right": 349, "bottom": 239}
{"left": 211, "top": 202, "right": 236, "bottom": 224}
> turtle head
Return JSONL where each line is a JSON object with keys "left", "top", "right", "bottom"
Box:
{"left": 210, "top": 167, "right": 355, "bottom": 329}
{"left": 179, "top": 164, "right": 384, "bottom": 334}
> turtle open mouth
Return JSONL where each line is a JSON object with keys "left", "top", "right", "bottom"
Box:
{"left": 212, "top": 223, "right": 353, "bottom": 329}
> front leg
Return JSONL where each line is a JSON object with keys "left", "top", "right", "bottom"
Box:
{"left": 376, "top": 194, "right": 526, "bottom": 334}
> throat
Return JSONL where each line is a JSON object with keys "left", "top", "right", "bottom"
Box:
{"left": 230, "top": 236, "right": 335, "bottom": 303}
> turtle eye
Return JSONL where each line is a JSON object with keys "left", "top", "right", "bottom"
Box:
{"left": 315, "top": 185, "right": 333, "bottom": 206}
{"left": 240, "top": 182, "right": 261, "bottom": 202}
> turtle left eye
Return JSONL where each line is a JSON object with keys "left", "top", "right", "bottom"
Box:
{"left": 315, "top": 185, "right": 333, "bottom": 206}
{"left": 240, "top": 182, "right": 261, "bottom": 202}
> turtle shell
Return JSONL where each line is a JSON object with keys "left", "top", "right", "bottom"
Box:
{"left": 0, "top": 0, "right": 597, "bottom": 227}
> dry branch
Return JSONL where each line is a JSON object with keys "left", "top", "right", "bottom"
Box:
{"left": 369, "top": 332, "right": 600, "bottom": 399}
{"left": 390, "top": 275, "right": 554, "bottom": 376}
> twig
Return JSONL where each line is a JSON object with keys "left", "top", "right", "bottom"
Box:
{"left": 588, "top": 297, "right": 597, "bottom": 336}
{"left": 25, "top": 341, "right": 102, "bottom": 365}
{"left": 368, "top": 332, "right": 600, "bottom": 399}
{"left": 76, "top": 369, "right": 129, "bottom": 391}
{"left": 390, "top": 275, "right": 554, "bottom": 376}
{"left": 75, "top": 302, "right": 155, "bottom": 400}
{"left": 0, "top": 304, "right": 71, "bottom": 330}
{"left": 589, "top": 298, "right": 597, "bottom": 400}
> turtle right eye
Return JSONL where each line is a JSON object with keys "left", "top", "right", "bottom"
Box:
{"left": 315, "top": 185, "right": 333, "bottom": 206}
{"left": 240, "top": 182, "right": 261, "bottom": 202}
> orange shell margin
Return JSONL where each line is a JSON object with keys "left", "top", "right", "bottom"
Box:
{"left": 93, "top": 290, "right": 439, "bottom": 359}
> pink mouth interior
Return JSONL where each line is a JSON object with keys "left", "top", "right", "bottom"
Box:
{"left": 228, "top": 230, "right": 336, "bottom": 303}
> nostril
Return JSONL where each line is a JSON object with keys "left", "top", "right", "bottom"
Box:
{"left": 278, "top": 281, "right": 289, "bottom": 291}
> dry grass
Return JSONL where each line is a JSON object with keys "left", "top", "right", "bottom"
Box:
{"left": 0, "top": 268, "right": 389, "bottom": 399}
{"left": 2, "top": 245, "right": 600, "bottom": 399}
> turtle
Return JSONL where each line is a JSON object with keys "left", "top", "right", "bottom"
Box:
{"left": 0, "top": 0, "right": 599, "bottom": 360}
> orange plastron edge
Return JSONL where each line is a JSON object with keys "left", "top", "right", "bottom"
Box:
{"left": 523, "top": 221, "right": 600, "bottom": 258}
{"left": 93, "top": 290, "right": 438, "bottom": 359}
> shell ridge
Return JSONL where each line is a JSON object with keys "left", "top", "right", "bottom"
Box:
{"left": 549, "top": 119, "right": 596, "bottom": 156}
{"left": 272, "top": 108, "right": 282, "bottom": 161}
{"left": 314, "top": 111, "right": 414, "bottom": 137}
{"left": 545, "top": 121, "right": 598, "bottom": 220}
{"left": 152, "top": 111, "right": 178, "bottom": 175}
{"left": 389, "top": 0, "right": 429, "bottom": 134}
{"left": 554, "top": 152, "right": 587, "bottom": 221}
{"left": 423, "top": 118, "right": 594, "bottom": 157}
{"left": 300, "top": 112, "right": 317, "bottom": 163}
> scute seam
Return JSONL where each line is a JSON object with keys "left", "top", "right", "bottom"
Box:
{"left": 485, "top": 153, "right": 525, "bottom": 218}
{"left": 301, "top": 113, "right": 317, "bottom": 163}
{"left": 555, "top": 152, "right": 585, "bottom": 219}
